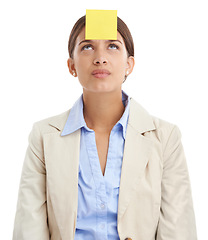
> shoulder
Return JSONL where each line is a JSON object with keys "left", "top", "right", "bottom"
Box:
{"left": 145, "top": 114, "right": 182, "bottom": 157}
{"left": 152, "top": 114, "right": 180, "bottom": 136}
{"left": 129, "top": 98, "right": 181, "bottom": 139}
{"left": 30, "top": 109, "right": 71, "bottom": 136}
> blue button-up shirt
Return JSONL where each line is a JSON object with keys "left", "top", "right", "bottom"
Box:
{"left": 61, "top": 90, "right": 130, "bottom": 240}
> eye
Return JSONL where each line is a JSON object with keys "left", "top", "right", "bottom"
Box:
{"left": 109, "top": 44, "right": 119, "bottom": 50}
{"left": 81, "top": 43, "right": 119, "bottom": 51}
{"left": 81, "top": 44, "right": 93, "bottom": 51}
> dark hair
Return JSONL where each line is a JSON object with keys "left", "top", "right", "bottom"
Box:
{"left": 68, "top": 15, "right": 134, "bottom": 59}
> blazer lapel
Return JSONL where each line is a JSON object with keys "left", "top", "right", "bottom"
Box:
{"left": 45, "top": 110, "right": 81, "bottom": 240}
{"left": 117, "top": 98, "right": 156, "bottom": 226}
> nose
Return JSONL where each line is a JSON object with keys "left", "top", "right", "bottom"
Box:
{"left": 92, "top": 43, "right": 109, "bottom": 65}
{"left": 93, "top": 56, "right": 108, "bottom": 65}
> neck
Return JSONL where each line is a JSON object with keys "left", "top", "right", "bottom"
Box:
{"left": 82, "top": 88, "right": 125, "bottom": 133}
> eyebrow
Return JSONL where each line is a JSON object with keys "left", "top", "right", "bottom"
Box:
{"left": 78, "top": 39, "right": 123, "bottom": 46}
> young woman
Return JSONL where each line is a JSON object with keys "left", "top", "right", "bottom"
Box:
{"left": 13, "top": 15, "right": 197, "bottom": 240}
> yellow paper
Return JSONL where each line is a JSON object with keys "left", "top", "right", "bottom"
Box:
{"left": 85, "top": 9, "right": 117, "bottom": 40}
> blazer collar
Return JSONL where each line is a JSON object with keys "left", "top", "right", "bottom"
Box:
{"left": 49, "top": 96, "right": 156, "bottom": 135}
{"left": 128, "top": 98, "right": 156, "bottom": 133}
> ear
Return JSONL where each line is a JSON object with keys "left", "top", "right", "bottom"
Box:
{"left": 125, "top": 56, "right": 135, "bottom": 75}
{"left": 67, "top": 58, "right": 77, "bottom": 77}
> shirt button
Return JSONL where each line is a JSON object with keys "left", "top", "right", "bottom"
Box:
{"left": 100, "top": 203, "right": 105, "bottom": 209}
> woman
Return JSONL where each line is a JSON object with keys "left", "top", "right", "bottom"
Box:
{"left": 13, "top": 14, "right": 197, "bottom": 240}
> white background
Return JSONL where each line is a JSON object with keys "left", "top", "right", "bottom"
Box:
{"left": 0, "top": 0, "right": 207, "bottom": 239}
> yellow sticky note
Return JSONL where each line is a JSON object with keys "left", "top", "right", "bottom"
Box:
{"left": 85, "top": 9, "right": 117, "bottom": 40}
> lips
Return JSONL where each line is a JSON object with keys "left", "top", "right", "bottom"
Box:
{"left": 92, "top": 69, "right": 110, "bottom": 75}
{"left": 91, "top": 69, "right": 111, "bottom": 79}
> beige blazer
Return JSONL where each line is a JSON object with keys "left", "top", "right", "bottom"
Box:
{"left": 12, "top": 97, "right": 197, "bottom": 240}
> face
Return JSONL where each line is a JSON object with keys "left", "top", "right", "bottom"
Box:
{"left": 67, "top": 26, "right": 135, "bottom": 93}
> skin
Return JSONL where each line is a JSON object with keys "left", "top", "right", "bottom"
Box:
{"left": 67, "top": 26, "right": 135, "bottom": 134}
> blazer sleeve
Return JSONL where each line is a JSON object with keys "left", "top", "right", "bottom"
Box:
{"left": 12, "top": 122, "right": 50, "bottom": 240}
{"left": 156, "top": 125, "right": 197, "bottom": 240}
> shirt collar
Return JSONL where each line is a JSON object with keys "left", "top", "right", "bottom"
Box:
{"left": 61, "top": 89, "right": 130, "bottom": 139}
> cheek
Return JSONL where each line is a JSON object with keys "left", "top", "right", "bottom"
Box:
{"left": 112, "top": 57, "right": 127, "bottom": 73}
{"left": 74, "top": 58, "right": 89, "bottom": 74}
{"left": 113, "top": 50, "right": 128, "bottom": 64}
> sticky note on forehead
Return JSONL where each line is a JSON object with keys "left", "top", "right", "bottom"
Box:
{"left": 85, "top": 9, "right": 117, "bottom": 40}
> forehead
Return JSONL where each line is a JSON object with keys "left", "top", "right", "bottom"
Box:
{"left": 75, "top": 27, "right": 124, "bottom": 45}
